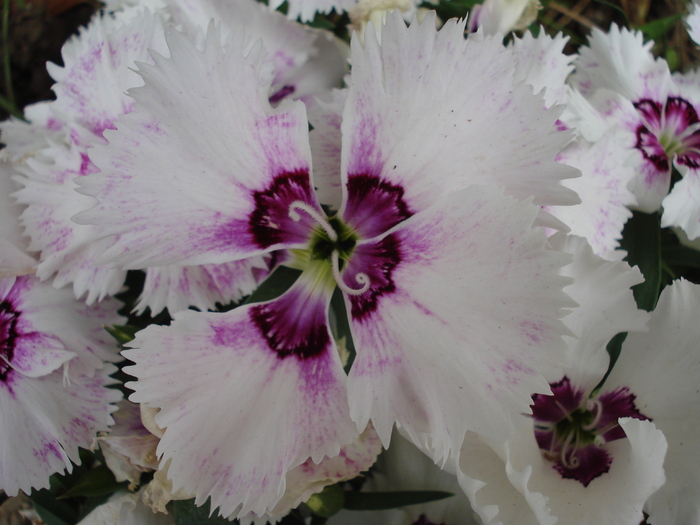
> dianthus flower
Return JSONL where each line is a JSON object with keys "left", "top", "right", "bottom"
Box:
{"left": 568, "top": 25, "right": 700, "bottom": 240}
{"left": 76, "top": 14, "right": 577, "bottom": 518}
{"left": 457, "top": 236, "right": 700, "bottom": 525}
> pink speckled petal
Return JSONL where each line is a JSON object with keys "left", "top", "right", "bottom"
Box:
{"left": 511, "top": 30, "right": 574, "bottom": 109}
{"left": 77, "top": 26, "right": 317, "bottom": 268}
{"left": 124, "top": 263, "right": 356, "bottom": 518}
{"left": 0, "top": 362, "right": 120, "bottom": 496}
{"left": 0, "top": 162, "right": 36, "bottom": 278}
{"left": 12, "top": 140, "right": 127, "bottom": 304}
{"left": 46, "top": 11, "right": 168, "bottom": 144}
{"left": 0, "top": 275, "right": 121, "bottom": 495}
{"left": 136, "top": 256, "right": 270, "bottom": 315}
{"left": 550, "top": 132, "right": 638, "bottom": 259}
{"left": 345, "top": 185, "right": 573, "bottom": 461}
{"left": 340, "top": 13, "right": 578, "bottom": 237}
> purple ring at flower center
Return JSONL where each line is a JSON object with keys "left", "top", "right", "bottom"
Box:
{"left": 0, "top": 301, "right": 19, "bottom": 381}
{"left": 249, "top": 170, "right": 318, "bottom": 249}
{"left": 633, "top": 97, "right": 700, "bottom": 172}
{"left": 531, "top": 376, "right": 650, "bottom": 487}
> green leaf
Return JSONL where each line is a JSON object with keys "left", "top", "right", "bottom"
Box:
{"left": 58, "top": 464, "right": 125, "bottom": 499}
{"left": 105, "top": 324, "right": 140, "bottom": 345}
{"left": 619, "top": 211, "right": 662, "bottom": 311}
{"left": 305, "top": 484, "right": 345, "bottom": 518}
{"left": 173, "top": 499, "right": 233, "bottom": 524}
{"left": 662, "top": 244, "right": 700, "bottom": 269}
{"left": 637, "top": 14, "right": 683, "bottom": 41}
{"left": 343, "top": 490, "right": 454, "bottom": 511}
{"left": 29, "top": 489, "right": 77, "bottom": 525}
{"left": 243, "top": 265, "right": 302, "bottom": 305}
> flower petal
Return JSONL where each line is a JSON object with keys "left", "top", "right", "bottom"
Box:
{"left": 0, "top": 162, "right": 36, "bottom": 278}
{"left": 77, "top": 26, "right": 316, "bottom": 268}
{"left": 661, "top": 166, "right": 700, "bottom": 239}
{"left": 124, "top": 263, "right": 357, "bottom": 518}
{"left": 340, "top": 12, "right": 578, "bottom": 236}
{"left": 0, "top": 361, "right": 120, "bottom": 495}
{"left": 136, "top": 257, "right": 270, "bottom": 315}
{"left": 345, "top": 184, "right": 573, "bottom": 460}
{"left": 605, "top": 279, "right": 700, "bottom": 525}
{"left": 549, "top": 132, "right": 638, "bottom": 259}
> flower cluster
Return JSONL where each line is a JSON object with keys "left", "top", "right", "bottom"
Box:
{"left": 1, "top": 0, "right": 700, "bottom": 524}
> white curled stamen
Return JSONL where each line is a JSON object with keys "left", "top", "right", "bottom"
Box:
{"left": 332, "top": 251, "right": 370, "bottom": 296}
{"left": 288, "top": 200, "right": 338, "bottom": 242}
{"left": 582, "top": 398, "right": 604, "bottom": 431}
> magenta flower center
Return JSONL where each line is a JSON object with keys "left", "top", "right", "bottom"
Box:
{"left": 634, "top": 97, "right": 700, "bottom": 172}
{"left": 531, "top": 376, "right": 649, "bottom": 487}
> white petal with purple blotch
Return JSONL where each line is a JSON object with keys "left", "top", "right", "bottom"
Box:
{"left": 1, "top": 275, "right": 123, "bottom": 379}
{"left": 340, "top": 13, "right": 578, "bottom": 238}
{"left": 606, "top": 280, "right": 700, "bottom": 525}
{"left": 136, "top": 256, "right": 269, "bottom": 315}
{"left": 77, "top": 26, "right": 317, "bottom": 268}
{"left": 344, "top": 184, "right": 573, "bottom": 461}
{"left": 549, "top": 132, "right": 638, "bottom": 258}
{"left": 124, "top": 263, "right": 357, "bottom": 518}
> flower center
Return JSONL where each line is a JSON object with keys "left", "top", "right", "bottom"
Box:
{"left": 634, "top": 97, "right": 700, "bottom": 171}
{"left": 0, "top": 301, "right": 19, "bottom": 381}
{"left": 288, "top": 201, "right": 370, "bottom": 295}
{"left": 531, "top": 376, "right": 649, "bottom": 487}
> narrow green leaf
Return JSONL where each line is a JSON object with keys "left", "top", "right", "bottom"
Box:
{"left": 662, "top": 244, "right": 700, "bottom": 269}
{"left": 343, "top": 490, "right": 453, "bottom": 511}
{"left": 58, "top": 465, "right": 125, "bottom": 499}
{"left": 636, "top": 14, "right": 683, "bottom": 41}
{"left": 306, "top": 484, "right": 345, "bottom": 518}
{"left": 105, "top": 324, "right": 140, "bottom": 345}
{"left": 243, "top": 265, "right": 302, "bottom": 305}
{"left": 619, "top": 211, "right": 662, "bottom": 311}
{"left": 173, "top": 499, "right": 233, "bottom": 524}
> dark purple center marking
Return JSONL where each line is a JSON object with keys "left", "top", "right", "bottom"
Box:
{"left": 531, "top": 376, "right": 649, "bottom": 487}
{"left": 634, "top": 97, "right": 700, "bottom": 172}
{"left": 250, "top": 286, "right": 330, "bottom": 360}
{"left": 0, "top": 301, "right": 19, "bottom": 381}
{"left": 249, "top": 170, "right": 317, "bottom": 249}
{"left": 345, "top": 234, "right": 402, "bottom": 321}
{"left": 343, "top": 174, "right": 413, "bottom": 239}
{"left": 269, "top": 85, "right": 296, "bottom": 105}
